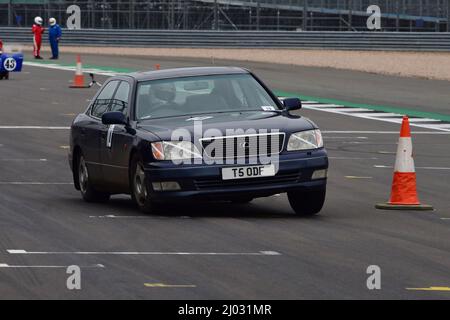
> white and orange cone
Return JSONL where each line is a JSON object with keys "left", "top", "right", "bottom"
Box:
{"left": 69, "top": 55, "right": 90, "bottom": 88}
{"left": 376, "top": 116, "right": 433, "bottom": 210}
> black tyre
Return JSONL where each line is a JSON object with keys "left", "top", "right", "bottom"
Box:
{"left": 77, "top": 153, "right": 110, "bottom": 203}
{"left": 288, "top": 189, "right": 326, "bottom": 216}
{"left": 130, "top": 154, "right": 157, "bottom": 214}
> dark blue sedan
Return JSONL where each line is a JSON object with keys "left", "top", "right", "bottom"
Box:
{"left": 69, "top": 67, "right": 328, "bottom": 216}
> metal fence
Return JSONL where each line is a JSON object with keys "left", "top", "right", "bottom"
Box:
{"left": 1, "top": 27, "right": 450, "bottom": 51}
{"left": 0, "top": 0, "right": 449, "bottom": 31}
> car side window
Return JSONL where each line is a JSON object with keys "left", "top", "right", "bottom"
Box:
{"left": 91, "top": 81, "right": 119, "bottom": 118}
{"left": 110, "top": 81, "right": 130, "bottom": 115}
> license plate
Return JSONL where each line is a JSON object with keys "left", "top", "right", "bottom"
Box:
{"left": 222, "top": 165, "right": 276, "bottom": 181}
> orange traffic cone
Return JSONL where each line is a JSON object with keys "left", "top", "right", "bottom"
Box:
{"left": 154, "top": 64, "right": 161, "bottom": 70}
{"left": 376, "top": 116, "right": 433, "bottom": 211}
{"left": 69, "top": 55, "right": 90, "bottom": 88}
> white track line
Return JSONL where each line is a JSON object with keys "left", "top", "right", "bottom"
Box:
{"left": 430, "top": 124, "right": 450, "bottom": 129}
{"left": 89, "top": 214, "right": 156, "bottom": 219}
{"left": 349, "top": 112, "right": 403, "bottom": 118}
{"left": 7, "top": 249, "right": 281, "bottom": 256}
{"left": 303, "top": 104, "right": 342, "bottom": 108}
{"left": 303, "top": 102, "right": 450, "bottom": 132}
{"left": 0, "top": 159, "right": 47, "bottom": 162}
{"left": 0, "top": 126, "right": 70, "bottom": 130}
{"left": 24, "top": 62, "right": 118, "bottom": 77}
{"left": 375, "top": 165, "right": 450, "bottom": 170}
{"left": 329, "top": 157, "right": 378, "bottom": 160}
{"left": 314, "top": 108, "right": 370, "bottom": 112}
{"left": 0, "top": 182, "right": 72, "bottom": 185}
{"left": 322, "top": 131, "right": 450, "bottom": 134}
{"left": 323, "top": 136, "right": 368, "bottom": 139}
{"left": 408, "top": 118, "right": 441, "bottom": 123}
{"left": 0, "top": 263, "right": 104, "bottom": 269}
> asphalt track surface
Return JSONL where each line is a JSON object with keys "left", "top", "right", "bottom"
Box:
{"left": 0, "top": 52, "right": 450, "bottom": 299}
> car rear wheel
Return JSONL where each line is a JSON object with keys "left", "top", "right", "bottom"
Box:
{"left": 288, "top": 189, "right": 326, "bottom": 216}
{"left": 130, "top": 155, "right": 157, "bottom": 214}
{"left": 77, "top": 154, "right": 110, "bottom": 203}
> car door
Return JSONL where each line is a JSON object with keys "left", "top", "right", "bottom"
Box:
{"left": 100, "top": 80, "right": 133, "bottom": 191}
{"left": 85, "top": 80, "right": 120, "bottom": 185}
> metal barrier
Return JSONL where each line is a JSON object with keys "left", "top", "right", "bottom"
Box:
{"left": 1, "top": 28, "right": 450, "bottom": 51}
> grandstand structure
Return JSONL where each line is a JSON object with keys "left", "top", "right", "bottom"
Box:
{"left": 1, "top": 0, "right": 449, "bottom": 31}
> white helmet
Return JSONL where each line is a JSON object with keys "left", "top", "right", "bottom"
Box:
{"left": 49, "top": 18, "right": 57, "bottom": 26}
{"left": 34, "top": 16, "right": 43, "bottom": 25}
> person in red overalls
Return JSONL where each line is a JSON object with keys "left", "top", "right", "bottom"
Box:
{"left": 32, "top": 16, "right": 44, "bottom": 59}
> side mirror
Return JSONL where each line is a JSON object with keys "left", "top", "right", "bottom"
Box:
{"left": 102, "top": 111, "right": 127, "bottom": 126}
{"left": 283, "top": 98, "right": 302, "bottom": 112}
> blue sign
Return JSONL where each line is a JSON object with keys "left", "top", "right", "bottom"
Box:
{"left": 0, "top": 53, "right": 24, "bottom": 73}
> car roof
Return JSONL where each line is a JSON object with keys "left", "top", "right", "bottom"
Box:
{"left": 127, "top": 66, "right": 250, "bottom": 82}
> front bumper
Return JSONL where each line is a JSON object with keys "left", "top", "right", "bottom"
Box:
{"left": 144, "top": 149, "right": 328, "bottom": 201}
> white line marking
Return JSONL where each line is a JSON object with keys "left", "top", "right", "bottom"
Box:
{"left": 7, "top": 250, "right": 26, "bottom": 254}
{"left": 329, "top": 157, "right": 378, "bottom": 160}
{"left": 341, "top": 141, "right": 366, "bottom": 144}
{"left": 144, "top": 283, "right": 197, "bottom": 288}
{"left": 375, "top": 165, "right": 450, "bottom": 170}
{"left": 314, "top": 108, "right": 371, "bottom": 112}
{"left": 408, "top": 118, "right": 441, "bottom": 123}
{"left": 0, "top": 263, "right": 105, "bottom": 269}
{"left": 89, "top": 214, "right": 155, "bottom": 219}
{"left": 430, "top": 124, "right": 450, "bottom": 129}
{"left": 0, "top": 126, "right": 70, "bottom": 130}
{"left": 303, "top": 105, "right": 450, "bottom": 132}
{"left": 0, "top": 182, "right": 72, "bottom": 185}
{"left": 348, "top": 112, "right": 402, "bottom": 118}
{"left": 7, "top": 249, "right": 281, "bottom": 256}
{"left": 301, "top": 101, "right": 320, "bottom": 104}
{"left": 91, "top": 214, "right": 193, "bottom": 220}
{"left": 0, "top": 159, "right": 47, "bottom": 162}
{"left": 24, "top": 62, "right": 119, "bottom": 77}
{"left": 441, "top": 218, "right": 450, "bottom": 220}
{"left": 323, "top": 136, "right": 368, "bottom": 140}
{"left": 303, "top": 104, "right": 342, "bottom": 108}
{"left": 322, "top": 131, "right": 450, "bottom": 135}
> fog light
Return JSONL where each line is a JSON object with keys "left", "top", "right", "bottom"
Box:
{"left": 152, "top": 182, "right": 163, "bottom": 191}
{"left": 312, "top": 169, "right": 328, "bottom": 180}
{"left": 152, "top": 182, "right": 181, "bottom": 191}
{"left": 161, "top": 181, "right": 181, "bottom": 191}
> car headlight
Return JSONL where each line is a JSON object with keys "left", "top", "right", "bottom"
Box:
{"left": 151, "top": 141, "right": 202, "bottom": 161}
{"left": 287, "top": 129, "right": 323, "bottom": 151}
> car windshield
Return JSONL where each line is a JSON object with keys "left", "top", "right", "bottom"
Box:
{"left": 135, "top": 73, "right": 279, "bottom": 120}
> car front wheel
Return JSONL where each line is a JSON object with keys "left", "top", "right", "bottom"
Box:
{"left": 77, "top": 154, "right": 110, "bottom": 203}
{"left": 288, "top": 189, "right": 326, "bottom": 216}
{"left": 130, "top": 155, "right": 157, "bottom": 214}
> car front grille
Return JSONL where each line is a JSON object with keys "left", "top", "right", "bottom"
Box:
{"left": 200, "top": 133, "right": 285, "bottom": 160}
{"left": 194, "top": 171, "right": 300, "bottom": 190}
